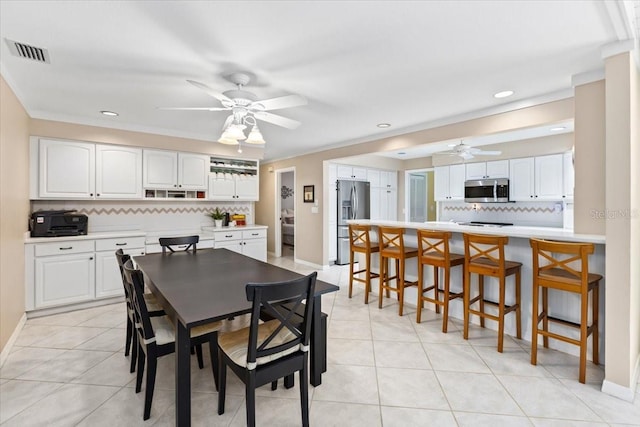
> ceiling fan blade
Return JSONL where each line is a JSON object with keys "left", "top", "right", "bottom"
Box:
{"left": 477, "top": 150, "right": 502, "bottom": 155}
{"left": 251, "top": 94, "right": 307, "bottom": 111}
{"left": 157, "top": 107, "right": 230, "bottom": 111}
{"left": 460, "top": 152, "right": 475, "bottom": 160}
{"left": 187, "top": 80, "right": 233, "bottom": 104}
{"left": 253, "top": 111, "right": 301, "bottom": 129}
{"left": 433, "top": 151, "right": 458, "bottom": 156}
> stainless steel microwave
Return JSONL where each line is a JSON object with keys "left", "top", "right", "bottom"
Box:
{"left": 464, "top": 178, "right": 510, "bottom": 203}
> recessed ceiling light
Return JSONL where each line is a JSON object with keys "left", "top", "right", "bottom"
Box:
{"left": 550, "top": 126, "right": 566, "bottom": 131}
{"left": 493, "top": 90, "right": 514, "bottom": 99}
{"left": 377, "top": 123, "right": 391, "bottom": 128}
{"left": 100, "top": 110, "right": 119, "bottom": 116}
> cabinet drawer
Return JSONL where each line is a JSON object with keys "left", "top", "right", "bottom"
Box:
{"left": 95, "top": 236, "right": 146, "bottom": 251}
{"left": 35, "top": 240, "right": 94, "bottom": 257}
{"left": 214, "top": 231, "right": 242, "bottom": 242}
{"left": 242, "top": 229, "right": 266, "bottom": 240}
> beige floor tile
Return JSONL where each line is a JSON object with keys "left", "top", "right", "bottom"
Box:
{"left": 26, "top": 305, "right": 115, "bottom": 326}
{"left": 371, "top": 319, "right": 420, "bottom": 342}
{"left": 30, "top": 326, "right": 109, "bottom": 349}
{"left": 373, "top": 340, "right": 431, "bottom": 369}
{"left": 463, "top": 323, "right": 522, "bottom": 349}
{"left": 71, "top": 352, "right": 136, "bottom": 386}
{"left": 377, "top": 367, "right": 449, "bottom": 410}
{"left": 532, "top": 346, "right": 605, "bottom": 384}
{"left": 229, "top": 395, "right": 304, "bottom": 427}
{"left": 327, "top": 338, "right": 375, "bottom": 366}
{"left": 0, "top": 380, "right": 64, "bottom": 423}
{"left": 2, "top": 383, "right": 119, "bottom": 427}
{"left": 74, "top": 328, "right": 126, "bottom": 351}
{"left": 474, "top": 345, "right": 553, "bottom": 378}
{"left": 312, "top": 364, "right": 379, "bottom": 405}
{"left": 437, "top": 371, "right": 523, "bottom": 415}
{"left": 455, "top": 412, "right": 533, "bottom": 426}
{"left": 327, "top": 319, "right": 372, "bottom": 340}
{"left": 498, "top": 375, "right": 602, "bottom": 421}
{"left": 381, "top": 406, "right": 457, "bottom": 427}
{"left": 13, "top": 324, "right": 68, "bottom": 347}
{"left": 17, "top": 349, "right": 113, "bottom": 382}
{"left": 154, "top": 391, "right": 244, "bottom": 426}
{"left": 423, "top": 343, "right": 491, "bottom": 373}
{"left": 0, "top": 347, "right": 67, "bottom": 379}
{"left": 558, "top": 379, "right": 640, "bottom": 425}
{"left": 330, "top": 303, "right": 371, "bottom": 321}
{"left": 369, "top": 302, "right": 417, "bottom": 323}
{"left": 77, "top": 309, "right": 127, "bottom": 328}
{"left": 530, "top": 419, "right": 610, "bottom": 427}
{"left": 311, "top": 401, "right": 382, "bottom": 427}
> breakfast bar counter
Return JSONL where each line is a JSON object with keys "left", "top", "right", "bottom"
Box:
{"left": 347, "top": 219, "right": 606, "bottom": 361}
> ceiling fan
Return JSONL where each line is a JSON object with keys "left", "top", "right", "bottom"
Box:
{"left": 434, "top": 141, "right": 502, "bottom": 160}
{"left": 159, "top": 72, "right": 307, "bottom": 147}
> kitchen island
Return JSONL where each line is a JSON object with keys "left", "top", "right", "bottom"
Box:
{"left": 347, "top": 219, "right": 606, "bottom": 361}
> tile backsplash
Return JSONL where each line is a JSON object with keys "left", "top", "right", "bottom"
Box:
{"left": 30, "top": 200, "right": 254, "bottom": 233}
{"left": 439, "top": 201, "right": 564, "bottom": 227}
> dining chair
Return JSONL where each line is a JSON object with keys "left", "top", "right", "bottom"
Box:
{"left": 159, "top": 235, "right": 199, "bottom": 253}
{"left": 530, "top": 238, "right": 601, "bottom": 383}
{"left": 217, "top": 272, "right": 317, "bottom": 427}
{"left": 123, "top": 259, "right": 223, "bottom": 420}
{"left": 115, "top": 249, "right": 165, "bottom": 373}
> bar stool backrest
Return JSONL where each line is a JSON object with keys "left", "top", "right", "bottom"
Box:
{"left": 530, "top": 238, "right": 594, "bottom": 284}
{"left": 463, "top": 233, "right": 508, "bottom": 271}
{"left": 378, "top": 226, "right": 406, "bottom": 254}
{"left": 417, "top": 230, "right": 453, "bottom": 266}
{"left": 349, "top": 224, "right": 374, "bottom": 251}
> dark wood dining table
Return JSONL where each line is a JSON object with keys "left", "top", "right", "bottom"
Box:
{"left": 133, "top": 248, "right": 339, "bottom": 426}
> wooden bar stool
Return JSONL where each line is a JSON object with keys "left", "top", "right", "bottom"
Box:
{"left": 348, "top": 224, "right": 380, "bottom": 304}
{"left": 378, "top": 226, "right": 418, "bottom": 316}
{"left": 416, "top": 230, "right": 464, "bottom": 331}
{"left": 463, "top": 233, "right": 522, "bottom": 352}
{"left": 529, "top": 238, "right": 601, "bottom": 383}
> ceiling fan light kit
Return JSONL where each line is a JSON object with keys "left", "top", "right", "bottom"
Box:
{"left": 162, "top": 72, "right": 306, "bottom": 151}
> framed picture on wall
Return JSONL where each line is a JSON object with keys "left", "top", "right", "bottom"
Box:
{"left": 303, "top": 185, "right": 314, "bottom": 203}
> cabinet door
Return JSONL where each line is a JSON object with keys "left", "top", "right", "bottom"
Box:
{"left": 208, "top": 174, "right": 236, "bottom": 200}
{"left": 448, "top": 164, "right": 466, "bottom": 200}
{"left": 96, "top": 145, "right": 142, "bottom": 199}
{"left": 563, "top": 151, "right": 574, "bottom": 199}
{"left": 178, "top": 153, "right": 209, "bottom": 190}
{"left": 35, "top": 254, "right": 95, "bottom": 308}
{"left": 214, "top": 240, "right": 243, "bottom": 255}
{"left": 39, "top": 139, "right": 95, "bottom": 198}
{"left": 336, "top": 165, "right": 354, "bottom": 179}
{"left": 434, "top": 166, "right": 450, "bottom": 201}
{"left": 509, "top": 157, "right": 535, "bottom": 201}
{"left": 235, "top": 175, "right": 259, "bottom": 201}
{"left": 465, "top": 162, "right": 486, "bottom": 180}
{"left": 143, "top": 150, "right": 178, "bottom": 189}
{"left": 369, "top": 187, "right": 381, "bottom": 220}
{"left": 243, "top": 239, "right": 267, "bottom": 262}
{"left": 385, "top": 188, "right": 398, "bottom": 220}
{"left": 366, "top": 169, "right": 381, "bottom": 187}
{"left": 383, "top": 171, "right": 398, "bottom": 189}
{"left": 535, "top": 154, "right": 563, "bottom": 200}
{"left": 351, "top": 167, "right": 367, "bottom": 181}
{"left": 486, "top": 160, "right": 509, "bottom": 178}
{"left": 95, "top": 251, "right": 124, "bottom": 298}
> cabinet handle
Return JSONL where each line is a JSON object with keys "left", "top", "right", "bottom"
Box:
{"left": 535, "top": 195, "right": 538, "bottom": 198}
{"left": 178, "top": 184, "right": 182, "bottom": 188}
{"left": 225, "top": 235, "right": 233, "bottom": 238}
{"left": 90, "top": 193, "right": 93, "bottom": 197}
{"left": 115, "top": 243, "right": 127, "bottom": 246}
{"left": 251, "top": 233, "right": 259, "bottom": 236}
{"left": 59, "top": 246, "right": 73, "bottom": 250}
{"left": 89, "top": 257, "right": 94, "bottom": 260}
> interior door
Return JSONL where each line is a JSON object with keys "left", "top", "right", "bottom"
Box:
{"left": 409, "top": 173, "right": 427, "bottom": 222}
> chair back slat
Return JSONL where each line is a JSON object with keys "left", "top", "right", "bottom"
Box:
{"left": 244, "top": 272, "right": 317, "bottom": 366}
{"left": 123, "top": 259, "right": 156, "bottom": 345}
{"left": 463, "top": 233, "right": 508, "bottom": 270}
{"left": 530, "top": 238, "right": 594, "bottom": 282}
{"left": 349, "top": 224, "right": 373, "bottom": 248}
{"left": 159, "top": 235, "right": 199, "bottom": 254}
{"left": 378, "top": 226, "right": 405, "bottom": 251}
{"left": 417, "top": 229, "right": 452, "bottom": 261}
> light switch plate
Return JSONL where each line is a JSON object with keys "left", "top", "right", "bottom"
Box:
{"left": 311, "top": 207, "right": 319, "bottom": 214}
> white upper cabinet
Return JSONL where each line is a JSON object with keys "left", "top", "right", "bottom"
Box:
{"left": 143, "top": 150, "right": 208, "bottom": 190}
{"left": 434, "top": 164, "right": 465, "bottom": 201}
{"left": 208, "top": 174, "right": 258, "bottom": 201}
{"left": 95, "top": 145, "right": 142, "bottom": 199}
{"left": 337, "top": 165, "right": 367, "bottom": 180}
{"left": 366, "top": 169, "right": 381, "bottom": 187}
{"left": 39, "top": 139, "right": 95, "bottom": 198}
{"left": 465, "top": 160, "right": 509, "bottom": 180}
{"left": 510, "top": 154, "right": 563, "bottom": 201}
{"left": 563, "top": 151, "right": 574, "bottom": 199}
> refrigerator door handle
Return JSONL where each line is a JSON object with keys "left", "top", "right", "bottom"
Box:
{"left": 353, "top": 183, "right": 358, "bottom": 219}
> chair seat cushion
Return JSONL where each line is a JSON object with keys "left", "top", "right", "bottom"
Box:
{"left": 149, "top": 316, "right": 223, "bottom": 346}
{"left": 218, "top": 319, "right": 299, "bottom": 368}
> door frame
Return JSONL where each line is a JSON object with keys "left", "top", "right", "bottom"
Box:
{"left": 274, "top": 167, "right": 296, "bottom": 258}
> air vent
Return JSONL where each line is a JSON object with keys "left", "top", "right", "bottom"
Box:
{"left": 5, "top": 39, "right": 50, "bottom": 63}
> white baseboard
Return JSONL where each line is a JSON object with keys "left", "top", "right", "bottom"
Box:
{"left": 293, "top": 257, "right": 327, "bottom": 270}
{"left": 0, "top": 313, "right": 27, "bottom": 367}
{"left": 601, "top": 353, "right": 640, "bottom": 402}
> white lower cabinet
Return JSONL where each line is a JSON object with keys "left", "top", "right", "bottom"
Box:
{"left": 214, "top": 229, "right": 267, "bottom": 262}
{"left": 35, "top": 250, "right": 95, "bottom": 309}
{"left": 95, "top": 237, "right": 146, "bottom": 298}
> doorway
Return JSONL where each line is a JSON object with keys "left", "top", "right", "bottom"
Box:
{"left": 405, "top": 169, "right": 436, "bottom": 222}
{"left": 275, "top": 168, "right": 295, "bottom": 259}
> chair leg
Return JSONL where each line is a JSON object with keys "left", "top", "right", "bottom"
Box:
{"left": 579, "top": 287, "right": 589, "bottom": 384}
{"left": 348, "top": 249, "right": 354, "bottom": 299}
{"left": 497, "top": 276, "right": 506, "bottom": 353}
{"left": 208, "top": 339, "right": 219, "bottom": 391}
{"left": 531, "top": 280, "right": 539, "bottom": 366}
{"left": 515, "top": 269, "right": 522, "bottom": 339}
{"left": 271, "top": 380, "right": 278, "bottom": 390}
{"left": 398, "top": 259, "right": 404, "bottom": 316}
{"left": 284, "top": 374, "right": 294, "bottom": 389}
{"left": 417, "top": 262, "right": 424, "bottom": 323}
{"left": 125, "top": 317, "right": 133, "bottom": 356}
{"left": 300, "top": 356, "right": 310, "bottom": 427}
{"left": 542, "top": 287, "right": 549, "bottom": 348}
{"left": 217, "top": 351, "right": 227, "bottom": 415}
{"left": 478, "top": 275, "right": 485, "bottom": 328}
{"left": 434, "top": 266, "right": 440, "bottom": 314}
{"left": 143, "top": 355, "right": 157, "bottom": 420}
{"left": 364, "top": 253, "right": 371, "bottom": 304}
{"left": 463, "top": 270, "right": 470, "bottom": 340}
{"left": 135, "top": 344, "right": 145, "bottom": 393}
{"left": 592, "top": 284, "right": 599, "bottom": 365}
{"left": 195, "top": 344, "right": 204, "bottom": 369}
{"left": 246, "top": 373, "right": 256, "bottom": 427}
{"left": 378, "top": 255, "right": 385, "bottom": 309}
{"left": 442, "top": 267, "right": 450, "bottom": 333}
{"left": 130, "top": 332, "right": 138, "bottom": 374}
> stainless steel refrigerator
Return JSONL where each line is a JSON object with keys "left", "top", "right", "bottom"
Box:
{"left": 336, "top": 180, "right": 370, "bottom": 265}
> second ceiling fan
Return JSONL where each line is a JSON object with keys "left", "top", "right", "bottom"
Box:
{"left": 435, "top": 141, "right": 502, "bottom": 160}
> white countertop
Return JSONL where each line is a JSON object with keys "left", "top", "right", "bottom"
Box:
{"left": 348, "top": 220, "right": 605, "bottom": 244}
{"left": 25, "top": 224, "right": 269, "bottom": 244}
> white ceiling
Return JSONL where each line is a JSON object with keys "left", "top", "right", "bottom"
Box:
{"left": 0, "top": 1, "right": 635, "bottom": 161}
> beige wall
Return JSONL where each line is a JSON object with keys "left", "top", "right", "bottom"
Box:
{"left": 604, "top": 52, "right": 640, "bottom": 391}
{"left": 0, "top": 75, "right": 30, "bottom": 351}
{"left": 574, "top": 80, "right": 606, "bottom": 234}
